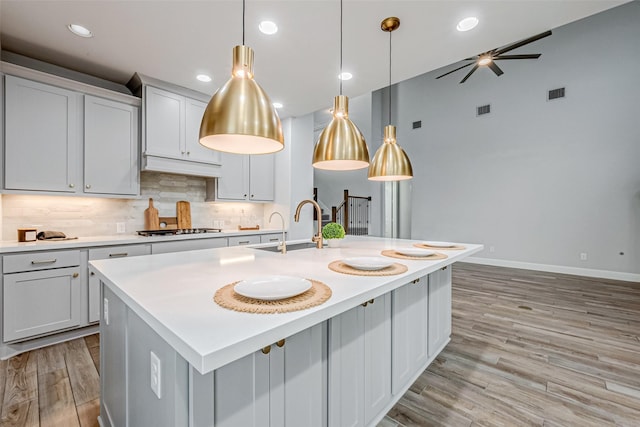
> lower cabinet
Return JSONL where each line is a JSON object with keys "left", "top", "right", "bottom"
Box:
{"left": 428, "top": 266, "right": 452, "bottom": 356}
{"left": 227, "top": 235, "right": 261, "bottom": 247}
{"left": 151, "top": 237, "right": 227, "bottom": 254}
{"left": 328, "top": 292, "right": 392, "bottom": 427}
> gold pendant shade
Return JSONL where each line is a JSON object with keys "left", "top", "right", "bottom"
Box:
{"left": 199, "top": 45, "right": 284, "bottom": 155}
{"left": 368, "top": 125, "right": 413, "bottom": 181}
{"left": 312, "top": 95, "right": 370, "bottom": 170}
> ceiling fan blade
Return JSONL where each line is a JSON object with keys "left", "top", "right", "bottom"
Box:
{"left": 488, "top": 62, "right": 504, "bottom": 76}
{"left": 460, "top": 64, "right": 479, "bottom": 84}
{"left": 494, "top": 54, "right": 542, "bottom": 60}
{"left": 494, "top": 30, "right": 552, "bottom": 55}
{"left": 436, "top": 62, "right": 474, "bottom": 79}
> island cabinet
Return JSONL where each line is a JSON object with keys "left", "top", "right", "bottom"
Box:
{"left": 215, "top": 153, "right": 275, "bottom": 201}
{"left": 428, "top": 266, "right": 452, "bottom": 355}
{"left": 328, "top": 292, "right": 392, "bottom": 427}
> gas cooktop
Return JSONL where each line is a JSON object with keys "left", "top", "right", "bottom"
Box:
{"left": 137, "top": 228, "right": 222, "bottom": 237}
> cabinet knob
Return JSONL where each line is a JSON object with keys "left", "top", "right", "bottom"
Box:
{"left": 441, "top": 266, "right": 448, "bottom": 271}
{"left": 72, "top": 272, "right": 79, "bottom": 278}
{"left": 251, "top": 194, "right": 254, "bottom": 199}
{"left": 244, "top": 194, "right": 247, "bottom": 198}
{"left": 362, "top": 299, "right": 374, "bottom": 307}
{"left": 412, "top": 278, "right": 421, "bottom": 284}
{"left": 181, "top": 151, "right": 186, "bottom": 155}
{"left": 276, "top": 339, "right": 285, "bottom": 348}
{"left": 86, "top": 184, "right": 91, "bottom": 189}
{"left": 261, "top": 345, "right": 271, "bottom": 355}
{"left": 69, "top": 184, "right": 75, "bottom": 188}
{"left": 90, "top": 272, "right": 95, "bottom": 276}
{"left": 186, "top": 151, "right": 190, "bottom": 155}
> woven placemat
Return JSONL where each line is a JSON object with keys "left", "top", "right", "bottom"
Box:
{"left": 414, "top": 243, "right": 466, "bottom": 251}
{"left": 381, "top": 249, "right": 448, "bottom": 261}
{"left": 328, "top": 260, "right": 408, "bottom": 276}
{"left": 214, "top": 279, "right": 332, "bottom": 314}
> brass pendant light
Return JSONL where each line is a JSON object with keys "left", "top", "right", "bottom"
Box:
{"left": 312, "top": 0, "right": 369, "bottom": 171}
{"left": 199, "top": 0, "right": 284, "bottom": 155}
{"left": 368, "top": 17, "right": 413, "bottom": 181}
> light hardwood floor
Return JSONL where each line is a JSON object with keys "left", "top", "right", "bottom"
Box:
{"left": 0, "top": 263, "right": 638, "bottom": 426}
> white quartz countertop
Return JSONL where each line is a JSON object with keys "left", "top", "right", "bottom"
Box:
{"left": 89, "top": 236, "right": 483, "bottom": 374}
{"left": 0, "top": 229, "right": 282, "bottom": 253}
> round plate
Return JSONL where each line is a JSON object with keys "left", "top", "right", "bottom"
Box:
{"left": 342, "top": 257, "right": 395, "bottom": 271}
{"left": 234, "top": 276, "right": 311, "bottom": 301}
{"left": 395, "top": 247, "right": 436, "bottom": 257}
{"left": 424, "top": 241, "right": 456, "bottom": 248}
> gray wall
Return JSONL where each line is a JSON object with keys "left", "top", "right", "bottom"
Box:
{"left": 387, "top": 2, "right": 640, "bottom": 275}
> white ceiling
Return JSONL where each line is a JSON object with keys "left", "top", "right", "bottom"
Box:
{"left": 0, "top": 1, "right": 629, "bottom": 118}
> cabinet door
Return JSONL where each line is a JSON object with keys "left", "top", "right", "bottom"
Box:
{"left": 84, "top": 95, "right": 139, "bottom": 195}
{"left": 249, "top": 154, "right": 275, "bottom": 201}
{"left": 145, "top": 86, "right": 184, "bottom": 159}
{"left": 185, "top": 98, "right": 221, "bottom": 165}
{"left": 428, "top": 266, "right": 452, "bottom": 356}
{"left": 391, "top": 276, "right": 428, "bottom": 395}
{"left": 4, "top": 75, "right": 78, "bottom": 192}
{"left": 3, "top": 266, "right": 81, "bottom": 341}
{"left": 214, "top": 350, "right": 270, "bottom": 427}
{"left": 217, "top": 153, "right": 249, "bottom": 200}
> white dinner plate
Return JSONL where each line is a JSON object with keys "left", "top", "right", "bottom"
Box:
{"left": 342, "top": 257, "right": 395, "bottom": 271}
{"left": 423, "top": 241, "right": 456, "bottom": 248}
{"left": 234, "top": 275, "right": 312, "bottom": 300}
{"left": 395, "top": 247, "right": 436, "bottom": 257}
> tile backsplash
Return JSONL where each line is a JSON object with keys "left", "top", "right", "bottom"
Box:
{"left": 1, "top": 172, "right": 269, "bottom": 240}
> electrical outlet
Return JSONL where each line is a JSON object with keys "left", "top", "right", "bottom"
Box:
{"left": 103, "top": 298, "right": 109, "bottom": 325}
{"left": 489, "top": 246, "right": 495, "bottom": 253}
{"left": 116, "top": 222, "right": 126, "bottom": 233}
{"left": 150, "top": 351, "right": 162, "bottom": 399}
{"left": 580, "top": 252, "right": 588, "bottom": 261}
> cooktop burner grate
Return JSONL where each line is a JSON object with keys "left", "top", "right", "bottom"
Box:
{"left": 137, "top": 228, "right": 222, "bottom": 236}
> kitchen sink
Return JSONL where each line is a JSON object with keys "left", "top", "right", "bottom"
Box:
{"left": 255, "top": 242, "right": 319, "bottom": 252}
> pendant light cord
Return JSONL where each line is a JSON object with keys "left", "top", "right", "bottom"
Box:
{"left": 388, "top": 29, "right": 392, "bottom": 125}
{"left": 339, "top": 0, "right": 343, "bottom": 95}
{"left": 242, "top": 0, "right": 246, "bottom": 45}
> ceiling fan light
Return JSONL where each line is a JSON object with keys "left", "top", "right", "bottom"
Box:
{"left": 368, "top": 125, "right": 413, "bottom": 181}
{"left": 199, "top": 45, "right": 283, "bottom": 155}
{"left": 313, "top": 95, "right": 370, "bottom": 171}
{"left": 478, "top": 56, "right": 493, "bottom": 66}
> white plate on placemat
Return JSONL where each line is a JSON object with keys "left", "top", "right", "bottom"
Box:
{"left": 342, "top": 257, "right": 395, "bottom": 271}
{"left": 234, "top": 276, "right": 311, "bottom": 300}
{"left": 396, "top": 247, "right": 436, "bottom": 257}
{"left": 423, "top": 241, "right": 456, "bottom": 248}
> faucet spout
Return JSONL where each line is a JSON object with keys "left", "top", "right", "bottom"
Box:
{"left": 268, "top": 211, "right": 286, "bottom": 254}
{"left": 294, "top": 199, "right": 323, "bottom": 249}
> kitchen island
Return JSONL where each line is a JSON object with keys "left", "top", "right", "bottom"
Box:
{"left": 89, "top": 236, "right": 482, "bottom": 427}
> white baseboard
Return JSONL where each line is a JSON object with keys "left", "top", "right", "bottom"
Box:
{"left": 464, "top": 257, "right": 640, "bottom": 283}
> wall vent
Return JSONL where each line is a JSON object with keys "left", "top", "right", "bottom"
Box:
{"left": 412, "top": 120, "right": 422, "bottom": 129}
{"left": 548, "top": 87, "right": 566, "bottom": 100}
{"left": 476, "top": 104, "right": 491, "bottom": 116}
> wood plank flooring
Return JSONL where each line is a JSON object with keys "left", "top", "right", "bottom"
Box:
{"left": 381, "top": 263, "right": 640, "bottom": 427}
{"left": 0, "top": 263, "right": 638, "bottom": 426}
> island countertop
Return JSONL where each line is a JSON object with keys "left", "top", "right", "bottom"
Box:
{"left": 89, "top": 236, "right": 483, "bottom": 374}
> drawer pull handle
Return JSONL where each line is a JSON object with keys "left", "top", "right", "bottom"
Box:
{"left": 269, "top": 238, "right": 279, "bottom": 242}
{"left": 109, "top": 253, "right": 128, "bottom": 258}
{"left": 72, "top": 273, "right": 79, "bottom": 278}
{"left": 361, "top": 299, "right": 374, "bottom": 307}
{"left": 441, "top": 266, "right": 448, "bottom": 271}
{"left": 261, "top": 345, "right": 271, "bottom": 355}
{"left": 276, "top": 339, "right": 285, "bottom": 348}
{"left": 31, "top": 259, "right": 57, "bottom": 265}
{"left": 238, "top": 241, "right": 250, "bottom": 245}
{"left": 412, "top": 278, "right": 421, "bottom": 284}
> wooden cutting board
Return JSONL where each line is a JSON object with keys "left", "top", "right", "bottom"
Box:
{"left": 176, "top": 201, "right": 192, "bottom": 229}
{"left": 144, "top": 198, "right": 160, "bottom": 230}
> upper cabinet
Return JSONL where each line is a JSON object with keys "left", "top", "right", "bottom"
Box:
{"left": 2, "top": 65, "right": 141, "bottom": 198}
{"left": 215, "top": 153, "right": 275, "bottom": 201}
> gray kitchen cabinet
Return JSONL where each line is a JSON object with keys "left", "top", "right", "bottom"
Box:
{"left": 216, "top": 153, "right": 275, "bottom": 201}
{"left": 4, "top": 75, "right": 79, "bottom": 192}
{"left": 260, "top": 233, "right": 283, "bottom": 244}
{"left": 150, "top": 237, "right": 227, "bottom": 254}
{"left": 391, "top": 275, "right": 429, "bottom": 395}
{"left": 3, "top": 250, "right": 82, "bottom": 342}
{"left": 84, "top": 95, "right": 139, "bottom": 195}
{"left": 144, "top": 86, "right": 220, "bottom": 173}
{"left": 428, "top": 266, "right": 452, "bottom": 355}
{"left": 88, "top": 244, "right": 151, "bottom": 323}
{"left": 328, "top": 293, "right": 392, "bottom": 427}
{"left": 228, "top": 234, "right": 261, "bottom": 247}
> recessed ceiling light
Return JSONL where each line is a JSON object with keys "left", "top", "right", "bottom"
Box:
{"left": 456, "top": 17, "right": 479, "bottom": 32}
{"left": 259, "top": 21, "right": 278, "bottom": 35}
{"left": 68, "top": 24, "right": 93, "bottom": 38}
{"left": 338, "top": 72, "right": 353, "bottom": 81}
{"left": 196, "top": 74, "right": 212, "bottom": 82}
{"left": 272, "top": 102, "right": 283, "bottom": 109}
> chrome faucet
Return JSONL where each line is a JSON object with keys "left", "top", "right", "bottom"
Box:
{"left": 294, "top": 199, "right": 323, "bottom": 249}
{"left": 268, "top": 211, "right": 287, "bottom": 254}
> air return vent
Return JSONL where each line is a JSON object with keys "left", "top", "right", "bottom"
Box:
{"left": 548, "top": 87, "right": 565, "bottom": 100}
{"left": 412, "top": 120, "right": 422, "bottom": 129}
{"left": 476, "top": 104, "right": 491, "bottom": 116}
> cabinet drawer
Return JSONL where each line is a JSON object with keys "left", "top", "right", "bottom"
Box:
{"left": 151, "top": 238, "right": 227, "bottom": 255}
{"left": 3, "top": 250, "right": 80, "bottom": 274}
{"left": 260, "top": 233, "right": 284, "bottom": 244}
{"left": 3, "top": 266, "right": 82, "bottom": 342}
{"left": 89, "top": 244, "right": 151, "bottom": 260}
{"left": 228, "top": 235, "right": 261, "bottom": 247}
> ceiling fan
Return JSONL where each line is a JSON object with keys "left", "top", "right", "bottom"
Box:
{"left": 436, "top": 30, "right": 552, "bottom": 84}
